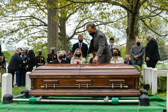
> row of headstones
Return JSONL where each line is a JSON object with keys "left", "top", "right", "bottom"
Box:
{"left": 142, "top": 66, "right": 168, "bottom": 110}
{"left": 1, "top": 72, "right": 31, "bottom": 101}
{"left": 143, "top": 66, "right": 168, "bottom": 94}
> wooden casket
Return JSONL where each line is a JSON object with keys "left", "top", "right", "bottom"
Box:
{"left": 29, "top": 64, "right": 141, "bottom": 97}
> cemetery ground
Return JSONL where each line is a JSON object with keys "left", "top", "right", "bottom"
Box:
{"left": 0, "top": 87, "right": 166, "bottom": 112}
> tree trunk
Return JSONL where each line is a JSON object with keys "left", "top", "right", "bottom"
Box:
{"left": 60, "top": 17, "right": 67, "bottom": 51}
{"left": 126, "top": 3, "right": 139, "bottom": 54}
{"left": 47, "top": 0, "right": 58, "bottom": 54}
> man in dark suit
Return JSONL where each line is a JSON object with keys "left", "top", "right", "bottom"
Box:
{"left": 72, "top": 35, "right": 88, "bottom": 58}
{"left": 8, "top": 48, "right": 22, "bottom": 87}
{"left": 86, "top": 22, "right": 112, "bottom": 64}
{"left": 109, "top": 38, "right": 115, "bottom": 55}
{"left": 18, "top": 50, "right": 27, "bottom": 86}
{"left": 145, "top": 34, "right": 160, "bottom": 68}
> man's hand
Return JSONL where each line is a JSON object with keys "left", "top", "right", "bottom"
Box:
{"left": 0, "top": 66, "right": 2, "bottom": 68}
{"left": 134, "top": 55, "right": 138, "bottom": 60}
{"left": 93, "top": 56, "right": 98, "bottom": 64}
{"left": 146, "top": 57, "right": 150, "bottom": 61}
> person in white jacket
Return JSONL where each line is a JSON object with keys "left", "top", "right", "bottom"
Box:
{"left": 71, "top": 48, "right": 86, "bottom": 64}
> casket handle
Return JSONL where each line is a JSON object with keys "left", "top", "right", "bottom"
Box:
{"left": 76, "top": 80, "right": 92, "bottom": 89}
{"left": 41, "top": 80, "right": 59, "bottom": 89}
{"left": 109, "top": 79, "right": 127, "bottom": 89}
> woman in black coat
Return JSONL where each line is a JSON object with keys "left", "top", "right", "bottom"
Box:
{"left": 27, "top": 50, "right": 36, "bottom": 71}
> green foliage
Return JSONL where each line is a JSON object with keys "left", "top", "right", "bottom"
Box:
{"left": 120, "top": 45, "right": 126, "bottom": 58}
{"left": 2, "top": 51, "right": 11, "bottom": 63}
{"left": 31, "top": 41, "right": 47, "bottom": 60}
{"left": 0, "top": 0, "right": 168, "bottom": 54}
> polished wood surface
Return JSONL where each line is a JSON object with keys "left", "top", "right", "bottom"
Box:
{"left": 29, "top": 64, "right": 141, "bottom": 97}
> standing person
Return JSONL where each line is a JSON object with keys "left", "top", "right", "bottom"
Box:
{"left": 8, "top": 48, "right": 22, "bottom": 87}
{"left": 67, "top": 50, "right": 73, "bottom": 60}
{"left": 18, "top": 50, "right": 27, "bottom": 86}
{"left": 24, "top": 47, "right": 29, "bottom": 56}
{"left": 86, "top": 22, "right": 112, "bottom": 64}
{"left": 109, "top": 38, "right": 115, "bottom": 56}
{"left": 47, "top": 47, "right": 57, "bottom": 64}
{"left": 130, "top": 39, "right": 145, "bottom": 68}
{"left": 35, "top": 49, "right": 45, "bottom": 67}
{"left": 27, "top": 50, "right": 36, "bottom": 72}
{"left": 71, "top": 48, "right": 86, "bottom": 64}
{"left": 145, "top": 34, "right": 160, "bottom": 68}
{"left": 72, "top": 35, "right": 88, "bottom": 58}
{"left": 109, "top": 38, "right": 115, "bottom": 49}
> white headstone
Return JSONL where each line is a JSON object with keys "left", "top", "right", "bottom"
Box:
{"left": 26, "top": 72, "right": 31, "bottom": 91}
{"left": 1, "top": 73, "right": 12, "bottom": 101}
{"left": 157, "top": 65, "right": 162, "bottom": 70}
{"left": 152, "top": 68, "right": 158, "bottom": 94}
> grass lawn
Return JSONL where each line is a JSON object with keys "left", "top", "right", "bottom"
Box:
{"left": 0, "top": 87, "right": 25, "bottom": 99}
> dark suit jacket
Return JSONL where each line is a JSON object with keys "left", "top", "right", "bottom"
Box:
{"left": 91, "top": 29, "right": 112, "bottom": 63}
{"left": 72, "top": 42, "right": 88, "bottom": 58}
{"left": 8, "top": 53, "right": 22, "bottom": 71}
{"left": 145, "top": 38, "right": 160, "bottom": 61}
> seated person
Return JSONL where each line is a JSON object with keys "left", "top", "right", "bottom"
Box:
{"left": 53, "top": 51, "right": 67, "bottom": 64}
{"left": 71, "top": 48, "right": 86, "bottom": 64}
{"left": 66, "top": 50, "right": 73, "bottom": 60}
{"left": 124, "top": 54, "right": 133, "bottom": 65}
{"left": 110, "top": 48, "right": 124, "bottom": 64}
{"left": 86, "top": 53, "right": 94, "bottom": 64}
{"left": 62, "top": 50, "right": 70, "bottom": 63}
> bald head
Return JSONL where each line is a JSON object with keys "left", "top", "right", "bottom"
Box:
{"left": 136, "top": 39, "right": 141, "bottom": 46}
{"left": 146, "top": 34, "right": 152, "bottom": 41}
{"left": 136, "top": 39, "right": 141, "bottom": 43}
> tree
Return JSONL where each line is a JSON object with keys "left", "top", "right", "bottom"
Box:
{"left": 47, "top": 0, "right": 59, "bottom": 53}
{"left": 66, "top": 0, "right": 168, "bottom": 54}
{"left": 1, "top": 0, "right": 167, "bottom": 54}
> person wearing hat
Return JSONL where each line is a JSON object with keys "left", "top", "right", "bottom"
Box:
{"left": 47, "top": 47, "right": 57, "bottom": 64}
{"left": 35, "top": 49, "right": 45, "bottom": 67}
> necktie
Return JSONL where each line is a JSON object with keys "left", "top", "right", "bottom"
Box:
{"left": 79, "top": 43, "right": 81, "bottom": 49}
